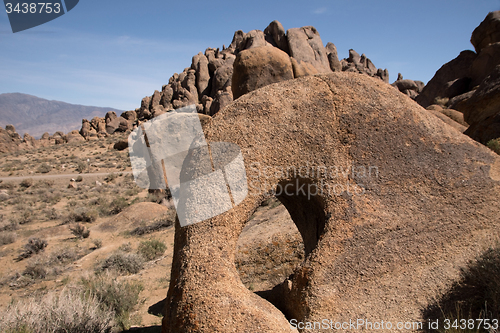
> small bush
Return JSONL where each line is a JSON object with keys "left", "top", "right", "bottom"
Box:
{"left": 118, "top": 242, "right": 132, "bottom": 252}
{"left": 0, "top": 287, "right": 114, "bottom": 333}
{"left": 22, "top": 262, "right": 48, "bottom": 279}
{"left": 76, "top": 160, "right": 87, "bottom": 173}
{"left": 76, "top": 175, "right": 84, "bottom": 182}
{"left": 65, "top": 207, "right": 98, "bottom": 224}
{"left": 69, "top": 224, "right": 90, "bottom": 239}
{"left": 93, "top": 239, "right": 103, "bottom": 249}
{"left": 104, "top": 173, "right": 117, "bottom": 182}
{"left": 43, "top": 207, "right": 59, "bottom": 221}
{"left": 33, "top": 179, "right": 54, "bottom": 188}
{"left": 487, "top": 138, "right": 500, "bottom": 155}
{"left": 137, "top": 239, "right": 167, "bottom": 261}
{"left": 81, "top": 274, "right": 143, "bottom": 330}
{"left": 17, "top": 238, "right": 47, "bottom": 261}
{"left": 19, "top": 178, "right": 33, "bottom": 188}
{"left": 97, "top": 252, "right": 144, "bottom": 275}
{"left": 434, "top": 96, "right": 449, "bottom": 107}
{"left": 108, "top": 197, "right": 128, "bottom": 215}
{"left": 424, "top": 245, "right": 500, "bottom": 330}
{"left": 0, "top": 220, "right": 19, "bottom": 232}
{"left": 36, "top": 163, "right": 51, "bottom": 174}
{"left": 130, "top": 216, "right": 174, "bottom": 236}
{"left": 0, "top": 232, "right": 16, "bottom": 245}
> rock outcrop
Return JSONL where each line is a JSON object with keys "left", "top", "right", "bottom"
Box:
{"left": 135, "top": 20, "right": 392, "bottom": 125}
{"left": 0, "top": 125, "right": 23, "bottom": 153}
{"left": 415, "top": 11, "right": 500, "bottom": 146}
{"left": 415, "top": 50, "right": 477, "bottom": 108}
{"left": 161, "top": 72, "right": 500, "bottom": 332}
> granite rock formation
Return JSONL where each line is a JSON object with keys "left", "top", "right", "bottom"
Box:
{"left": 161, "top": 72, "right": 500, "bottom": 332}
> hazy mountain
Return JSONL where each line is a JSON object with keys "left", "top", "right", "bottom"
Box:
{"left": 0, "top": 93, "right": 124, "bottom": 138}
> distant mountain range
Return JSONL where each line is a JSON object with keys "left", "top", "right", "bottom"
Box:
{"left": 0, "top": 93, "right": 124, "bottom": 138}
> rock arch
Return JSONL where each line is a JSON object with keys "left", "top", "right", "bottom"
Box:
{"left": 162, "top": 72, "right": 500, "bottom": 332}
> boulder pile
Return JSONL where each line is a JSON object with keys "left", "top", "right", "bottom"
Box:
{"left": 135, "top": 20, "right": 392, "bottom": 123}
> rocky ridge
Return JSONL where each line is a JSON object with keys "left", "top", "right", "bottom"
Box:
{"left": 2, "top": 20, "right": 403, "bottom": 154}
{"left": 415, "top": 11, "right": 500, "bottom": 145}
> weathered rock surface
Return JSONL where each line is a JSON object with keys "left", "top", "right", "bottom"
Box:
{"left": 462, "top": 65, "right": 500, "bottom": 143}
{"left": 134, "top": 20, "right": 393, "bottom": 127}
{"left": 66, "top": 130, "right": 85, "bottom": 143}
{"left": 286, "top": 26, "right": 331, "bottom": 73}
{"left": 0, "top": 125, "right": 23, "bottom": 153}
{"left": 232, "top": 46, "right": 294, "bottom": 99}
{"left": 162, "top": 72, "right": 500, "bottom": 332}
{"left": 325, "top": 42, "right": 341, "bottom": 72}
{"left": 415, "top": 50, "right": 477, "bottom": 108}
{"left": 264, "top": 20, "right": 289, "bottom": 54}
{"left": 470, "top": 42, "right": 500, "bottom": 87}
{"left": 471, "top": 11, "right": 500, "bottom": 53}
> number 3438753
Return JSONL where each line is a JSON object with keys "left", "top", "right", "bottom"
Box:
{"left": 5, "top": 3, "right": 61, "bottom": 14}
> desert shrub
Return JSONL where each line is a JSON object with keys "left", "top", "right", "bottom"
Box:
{"left": 0, "top": 287, "right": 114, "bottom": 333}
{"left": 423, "top": 245, "right": 500, "bottom": 331}
{"left": 69, "top": 224, "right": 91, "bottom": 239}
{"left": 36, "top": 163, "right": 51, "bottom": 174}
{"left": 130, "top": 217, "right": 174, "bottom": 236}
{"left": 76, "top": 175, "right": 84, "bottom": 182}
{"left": 487, "top": 138, "right": 500, "bottom": 155}
{"left": 17, "top": 246, "right": 84, "bottom": 283}
{"left": 434, "top": 96, "right": 449, "bottom": 107}
{"left": 40, "top": 190, "right": 62, "bottom": 205}
{"left": 19, "top": 178, "right": 33, "bottom": 188}
{"left": 97, "top": 252, "right": 144, "bottom": 275}
{"left": 33, "top": 179, "right": 54, "bottom": 188}
{"left": 81, "top": 274, "right": 143, "bottom": 330}
{"left": 0, "top": 182, "right": 14, "bottom": 190}
{"left": 0, "top": 220, "right": 19, "bottom": 232}
{"left": 0, "top": 232, "right": 16, "bottom": 245}
{"left": 17, "top": 238, "right": 47, "bottom": 261}
{"left": 43, "top": 208, "right": 59, "bottom": 221}
{"left": 104, "top": 173, "right": 117, "bottom": 183}
{"left": 16, "top": 209, "right": 34, "bottom": 225}
{"left": 75, "top": 160, "right": 87, "bottom": 173}
{"left": 137, "top": 239, "right": 167, "bottom": 261}
{"left": 65, "top": 207, "right": 99, "bottom": 224}
{"left": 22, "top": 262, "right": 48, "bottom": 279}
{"left": 93, "top": 239, "right": 103, "bottom": 249}
{"left": 107, "top": 197, "right": 128, "bottom": 215}
{"left": 118, "top": 242, "right": 132, "bottom": 252}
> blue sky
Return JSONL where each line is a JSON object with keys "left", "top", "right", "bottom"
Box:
{"left": 1, "top": 0, "right": 499, "bottom": 111}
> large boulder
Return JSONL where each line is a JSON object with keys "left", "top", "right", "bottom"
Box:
{"left": 471, "top": 11, "right": 500, "bottom": 53}
{"left": 66, "top": 130, "right": 85, "bottom": 143}
{"left": 238, "top": 30, "right": 268, "bottom": 51}
{"left": 325, "top": 42, "right": 341, "bottom": 72}
{"left": 264, "top": 20, "right": 289, "bottom": 54}
{"left": 192, "top": 52, "right": 210, "bottom": 96}
{"left": 416, "top": 50, "right": 477, "bottom": 108}
{"left": 0, "top": 126, "right": 21, "bottom": 153}
{"left": 462, "top": 65, "right": 500, "bottom": 143}
{"left": 162, "top": 72, "right": 500, "bottom": 333}
{"left": 470, "top": 42, "right": 500, "bottom": 87}
{"left": 80, "top": 119, "right": 91, "bottom": 139}
{"left": 286, "top": 26, "right": 331, "bottom": 73}
{"left": 232, "top": 46, "right": 294, "bottom": 99}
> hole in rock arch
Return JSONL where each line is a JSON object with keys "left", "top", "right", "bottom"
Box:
{"left": 235, "top": 177, "right": 328, "bottom": 319}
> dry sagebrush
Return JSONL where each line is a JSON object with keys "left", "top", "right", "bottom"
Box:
{"left": 0, "top": 287, "right": 114, "bottom": 333}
